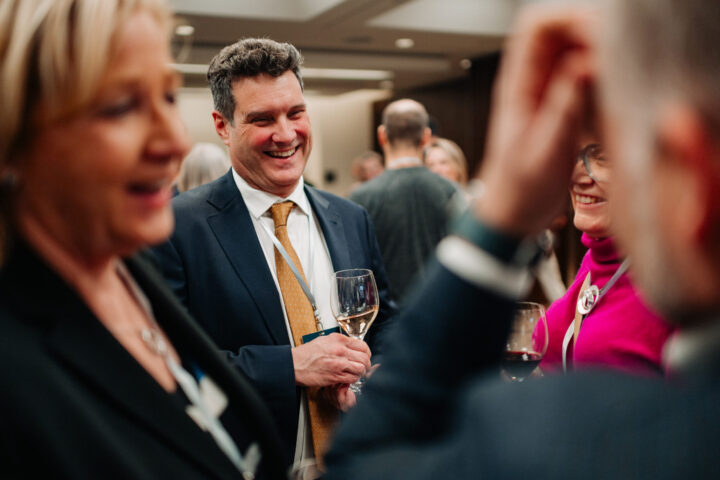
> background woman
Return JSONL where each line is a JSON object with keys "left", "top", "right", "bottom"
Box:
{"left": 0, "top": 0, "right": 283, "bottom": 477}
{"left": 424, "top": 137, "right": 468, "bottom": 187}
{"left": 539, "top": 143, "right": 674, "bottom": 375}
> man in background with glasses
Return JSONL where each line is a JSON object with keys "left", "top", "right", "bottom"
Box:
{"left": 326, "top": 0, "right": 720, "bottom": 477}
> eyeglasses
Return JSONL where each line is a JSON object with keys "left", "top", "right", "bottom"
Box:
{"left": 578, "top": 143, "right": 609, "bottom": 183}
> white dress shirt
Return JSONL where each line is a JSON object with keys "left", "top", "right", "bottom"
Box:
{"left": 232, "top": 169, "right": 337, "bottom": 464}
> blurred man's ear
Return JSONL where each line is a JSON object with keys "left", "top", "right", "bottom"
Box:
{"left": 656, "top": 104, "right": 720, "bottom": 250}
{"left": 377, "top": 125, "right": 388, "bottom": 149}
{"left": 212, "top": 111, "right": 232, "bottom": 146}
{"left": 420, "top": 127, "right": 432, "bottom": 147}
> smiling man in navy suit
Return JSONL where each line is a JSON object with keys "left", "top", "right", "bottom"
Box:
{"left": 152, "top": 38, "right": 395, "bottom": 468}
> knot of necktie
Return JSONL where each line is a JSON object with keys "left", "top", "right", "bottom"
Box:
{"left": 270, "top": 201, "right": 295, "bottom": 228}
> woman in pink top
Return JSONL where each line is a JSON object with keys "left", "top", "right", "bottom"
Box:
{"left": 539, "top": 144, "right": 674, "bottom": 375}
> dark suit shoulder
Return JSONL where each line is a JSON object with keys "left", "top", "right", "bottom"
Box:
{"left": 307, "top": 185, "right": 368, "bottom": 215}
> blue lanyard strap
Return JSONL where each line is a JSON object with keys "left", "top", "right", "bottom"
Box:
{"left": 260, "top": 218, "right": 324, "bottom": 332}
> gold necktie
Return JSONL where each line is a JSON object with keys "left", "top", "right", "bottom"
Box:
{"left": 270, "top": 201, "right": 336, "bottom": 466}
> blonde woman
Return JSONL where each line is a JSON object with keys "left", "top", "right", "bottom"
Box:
{"left": 424, "top": 137, "right": 469, "bottom": 187}
{"left": 0, "top": 0, "right": 284, "bottom": 478}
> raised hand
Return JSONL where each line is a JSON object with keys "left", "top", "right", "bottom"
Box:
{"left": 476, "top": 5, "right": 598, "bottom": 236}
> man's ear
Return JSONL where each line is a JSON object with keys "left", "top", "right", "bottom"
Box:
{"left": 212, "top": 111, "right": 232, "bottom": 146}
{"left": 377, "top": 125, "right": 387, "bottom": 148}
{"left": 420, "top": 127, "right": 432, "bottom": 147}
{"left": 656, "top": 104, "right": 720, "bottom": 249}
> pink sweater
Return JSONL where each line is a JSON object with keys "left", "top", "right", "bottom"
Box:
{"left": 540, "top": 234, "right": 674, "bottom": 375}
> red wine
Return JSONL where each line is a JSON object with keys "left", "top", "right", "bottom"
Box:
{"left": 501, "top": 351, "right": 542, "bottom": 381}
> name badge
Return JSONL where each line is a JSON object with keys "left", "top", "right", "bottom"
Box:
{"left": 302, "top": 326, "right": 341, "bottom": 344}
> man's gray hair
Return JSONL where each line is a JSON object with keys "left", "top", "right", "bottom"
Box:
{"left": 207, "top": 38, "right": 304, "bottom": 124}
{"left": 604, "top": 0, "right": 720, "bottom": 134}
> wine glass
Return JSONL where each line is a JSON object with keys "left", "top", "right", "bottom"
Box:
{"left": 501, "top": 302, "right": 549, "bottom": 382}
{"left": 330, "top": 268, "right": 379, "bottom": 394}
{"left": 288, "top": 458, "right": 322, "bottom": 480}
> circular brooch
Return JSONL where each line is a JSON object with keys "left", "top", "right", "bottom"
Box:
{"left": 577, "top": 285, "right": 600, "bottom": 315}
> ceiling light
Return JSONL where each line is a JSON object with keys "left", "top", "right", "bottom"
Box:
{"left": 175, "top": 24, "right": 195, "bottom": 36}
{"left": 395, "top": 38, "right": 415, "bottom": 49}
{"left": 301, "top": 68, "right": 394, "bottom": 81}
{"left": 171, "top": 63, "right": 207, "bottom": 74}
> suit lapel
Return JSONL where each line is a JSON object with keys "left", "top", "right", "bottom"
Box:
{"left": 306, "top": 186, "right": 352, "bottom": 271}
{"left": 206, "top": 173, "right": 288, "bottom": 345}
{"left": 6, "top": 243, "right": 236, "bottom": 478}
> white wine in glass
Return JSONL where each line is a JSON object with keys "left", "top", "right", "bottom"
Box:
{"left": 330, "top": 268, "right": 379, "bottom": 394}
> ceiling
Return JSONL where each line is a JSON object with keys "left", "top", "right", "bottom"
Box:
{"left": 168, "top": 0, "right": 540, "bottom": 94}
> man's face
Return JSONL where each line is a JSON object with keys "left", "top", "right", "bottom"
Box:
{"left": 222, "top": 70, "right": 311, "bottom": 197}
{"left": 601, "top": 71, "right": 688, "bottom": 319}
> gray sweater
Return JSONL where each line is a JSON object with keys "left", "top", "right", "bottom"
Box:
{"left": 350, "top": 166, "right": 458, "bottom": 302}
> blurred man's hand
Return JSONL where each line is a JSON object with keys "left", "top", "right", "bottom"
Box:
{"left": 476, "top": 6, "right": 598, "bottom": 237}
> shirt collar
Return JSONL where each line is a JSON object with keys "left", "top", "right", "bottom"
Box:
{"left": 232, "top": 168, "right": 310, "bottom": 219}
{"left": 386, "top": 156, "right": 423, "bottom": 169}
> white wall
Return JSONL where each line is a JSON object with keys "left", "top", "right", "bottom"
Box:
{"left": 304, "top": 89, "right": 390, "bottom": 195}
{"left": 176, "top": 87, "right": 391, "bottom": 197}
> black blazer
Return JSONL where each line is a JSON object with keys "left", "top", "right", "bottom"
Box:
{"left": 0, "top": 240, "right": 286, "bottom": 479}
{"left": 325, "top": 261, "right": 720, "bottom": 479}
{"left": 152, "top": 171, "right": 396, "bottom": 464}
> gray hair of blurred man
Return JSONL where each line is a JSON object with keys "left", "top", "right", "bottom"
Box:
{"left": 177, "top": 143, "right": 231, "bottom": 192}
{"left": 206, "top": 38, "right": 304, "bottom": 125}
{"left": 600, "top": 0, "right": 720, "bottom": 320}
{"left": 381, "top": 99, "right": 430, "bottom": 148}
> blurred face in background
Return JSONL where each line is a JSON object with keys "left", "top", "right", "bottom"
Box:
{"left": 362, "top": 156, "right": 385, "bottom": 181}
{"left": 570, "top": 143, "right": 612, "bottom": 239}
{"left": 18, "top": 11, "right": 190, "bottom": 259}
{"left": 425, "top": 145, "right": 462, "bottom": 184}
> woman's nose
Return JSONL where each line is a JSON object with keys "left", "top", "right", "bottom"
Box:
{"left": 148, "top": 101, "right": 191, "bottom": 162}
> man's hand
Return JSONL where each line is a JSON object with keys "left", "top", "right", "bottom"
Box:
{"left": 319, "top": 384, "right": 357, "bottom": 412}
{"left": 476, "top": 5, "right": 598, "bottom": 236}
{"left": 291, "top": 333, "right": 371, "bottom": 387}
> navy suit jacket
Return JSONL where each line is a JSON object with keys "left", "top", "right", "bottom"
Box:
{"left": 152, "top": 170, "right": 396, "bottom": 464}
{"left": 0, "top": 239, "right": 286, "bottom": 479}
{"left": 325, "top": 260, "right": 720, "bottom": 479}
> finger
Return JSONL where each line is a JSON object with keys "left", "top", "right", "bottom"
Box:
{"left": 336, "top": 387, "right": 356, "bottom": 413}
{"left": 366, "top": 363, "right": 380, "bottom": 378}
{"left": 332, "top": 371, "right": 361, "bottom": 385}
{"left": 341, "top": 358, "right": 369, "bottom": 377}
{"left": 345, "top": 338, "right": 371, "bottom": 356}
{"left": 530, "top": 52, "right": 592, "bottom": 179}
{"left": 343, "top": 348, "right": 372, "bottom": 372}
{"left": 499, "top": 5, "right": 598, "bottom": 112}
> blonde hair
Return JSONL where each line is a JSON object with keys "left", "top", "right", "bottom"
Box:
{"left": 425, "top": 137, "right": 469, "bottom": 186}
{"left": 0, "top": 0, "right": 170, "bottom": 165}
{"left": 177, "top": 143, "right": 231, "bottom": 192}
{"left": 0, "top": 0, "right": 170, "bottom": 261}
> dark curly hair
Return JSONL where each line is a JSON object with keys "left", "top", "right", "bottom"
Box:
{"left": 207, "top": 38, "right": 304, "bottom": 124}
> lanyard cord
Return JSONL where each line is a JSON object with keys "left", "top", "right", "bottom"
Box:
{"left": 260, "top": 207, "right": 324, "bottom": 331}
{"left": 562, "top": 258, "right": 631, "bottom": 373}
{"left": 141, "top": 330, "right": 260, "bottom": 479}
{"left": 116, "top": 263, "right": 260, "bottom": 479}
